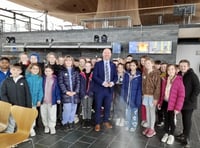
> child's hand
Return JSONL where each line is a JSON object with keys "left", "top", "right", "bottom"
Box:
{"left": 153, "top": 100, "right": 158, "bottom": 106}
{"left": 37, "top": 101, "right": 41, "bottom": 107}
{"left": 57, "top": 100, "right": 61, "bottom": 104}
{"left": 174, "top": 110, "right": 179, "bottom": 115}
{"left": 157, "top": 104, "right": 161, "bottom": 110}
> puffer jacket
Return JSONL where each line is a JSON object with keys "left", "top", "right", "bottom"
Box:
{"left": 58, "top": 67, "right": 80, "bottom": 104}
{"left": 158, "top": 75, "right": 185, "bottom": 111}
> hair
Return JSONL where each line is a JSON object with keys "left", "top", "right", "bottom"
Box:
{"left": 155, "top": 60, "right": 161, "bottom": 65}
{"left": 10, "top": 63, "right": 22, "bottom": 70}
{"left": 85, "top": 61, "right": 92, "bottom": 65}
{"left": 27, "top": 63, "right": 42, "bottom": 76}
{"left": 145, "top": 57, "right": 154, "bottom": 64}
{"left": 117, "top": 63, "right": 124, "bottom": 68}
{"left": 64, "top": 55, "right": 74, "bottom": 66}
{"left": 130, "top": 60, "right": 138, "bottom": 66}
{"left": 0, "top": 57, "right": 10, "bottom": 63}
{"left": 46, "top": 52, "right": 57, "bottom": 59}
{"left": 44, "top": 64, "right": 54, "bottom": 71}
{"left": 126, "top": 54, "right": 133, "bottom": 58}
{"left": 179, "top": 59, "right": 190, "bottom": 66}
{"left": 166, "top": 64, "right": 177, "bottom": 83}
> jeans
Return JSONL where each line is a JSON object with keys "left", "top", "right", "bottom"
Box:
{"left": 82, "top": 96, "right": 93, "bottom": 120}
{"left": 125, "top": 106, "right": 138, "bottom": 129}
{"left": 62, "top": 103, "right": 77, "bottom": 125}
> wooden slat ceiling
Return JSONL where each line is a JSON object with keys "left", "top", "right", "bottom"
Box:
{"left": 8, "top": 0, "right": 200, "bottom": 25}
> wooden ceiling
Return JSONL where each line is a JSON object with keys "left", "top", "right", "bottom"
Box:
{"left": 8, "top": 0, "right": 200, "bottom": 26}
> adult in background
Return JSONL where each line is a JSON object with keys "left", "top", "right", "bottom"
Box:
{"left": 93, "top": 48, "right": 118, "bottom": 132}
{"left": 176, "top": 59, "right": 200, "bottom": 148}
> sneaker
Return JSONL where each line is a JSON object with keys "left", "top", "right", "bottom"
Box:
{"left": 157, "top": 122, "right": 164, "bottom": 127}
{"left": 30, "top": 129, "right": 36, "bottom": 137}
{"left": 141, "top": 121, "right": 148, "bottom": 128}
{"left": 129, "top": 128, "right": 136, "bottom": 132}
{"left": 161, "top": 133, "right": 169, "bottom": 143}
{"left": 146, "top": 129, "right": 156, "bottom": 138}
{"left": 44, "top": 126, "right": 50, "bottom": 133}
{"left": 115, "top": 118, "right": 120, "bottom": 126}
{"left": 50, "top": 127, "right": 56, "bottom": 134}
{"left": 86, "top": 120, "right": 91, "bottom": 128}
{"left": 74, "top": 115, "right": 79, "bottom": 124}
{"left": 176, "top": 133, "right": 185, "bottom": 141}
{"left": 119, "top": 118, "right": 125, "bottom": 127}
{"left": 142, "top": 128, "right": 149, "bottom": 135}
{"left": 167, "top": 135, "right": 174, "bottom": 145}
{"left": 82, "top": 120, "right": 87, "bottom": 128}
{"left": 125, "top": 127, "right": 129, "bottom": 131}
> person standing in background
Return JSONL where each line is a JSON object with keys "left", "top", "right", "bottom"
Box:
{"left": 176, "top": 59, "right": 200, "bottom": 148}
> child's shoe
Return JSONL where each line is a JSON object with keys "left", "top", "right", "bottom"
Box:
{"left": 44, "top": 126, "right": 50, "bottom": 133}
{"left": 142, "top": 128, "right": 150, "bottom": 135}
{"left": 161, "top": 133, "right": 169, "bottom": 143}
{"left": 146, "top": 129, "right": 156, "bottom": 138}
{"left": 167, "top": 135, "right": 174, "bottom": 145}
{"left": 50, "top": 127, "right": 56, "bottom": 134}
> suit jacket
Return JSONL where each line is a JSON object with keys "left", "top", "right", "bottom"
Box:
{"left": 93, "top": 60, "right": 118, "bottom": 93}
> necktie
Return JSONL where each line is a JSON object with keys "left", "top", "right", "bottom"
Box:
{"left": 105, "top": 62, "right": 110, "bottom": 82}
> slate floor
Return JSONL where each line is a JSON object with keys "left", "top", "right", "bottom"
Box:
{"left": 18, "top": 102, "right": 200, "bottom": 148}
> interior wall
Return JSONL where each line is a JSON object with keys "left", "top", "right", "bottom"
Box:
{"left": 176, "top": 44, "right": 200, "bottom": 78}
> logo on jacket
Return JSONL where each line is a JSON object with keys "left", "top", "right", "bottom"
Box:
{"left": 20, "top": 83, "right": 24, "bottom": 85}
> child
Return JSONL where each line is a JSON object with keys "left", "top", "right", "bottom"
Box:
{"left": 158, "top": 64, "right": 185, "bottom": 145}
{"left": 114, "top": 63, "right": 125, "bottom": 127}
{"left": 121, "top": 60, "right": 142, "bottom": 132}
{"left": 18, "top": 52, "right": 30, "bottom": 76}
{"left": 80, "top": 61, "right": 94, "bottom": 128}
{"left": 26, "top": 63, "right": 43, "bottom": 136}
{"left": 142, "top": 57, "right": 161, "bottom": 138}
{"left": 1, "top": 63, "right": 32, "bottom": 133}
{"left": 58, "top": 55, "right": 80, "bottom": 129}
{"left": 139, "top": 55, "right": 148, "bottom": 128}
{"left": 0, "top": 57, "right": 11, "bottom": 86}
{"left": 40, "top": 65, "right": 61, "bottom": 134}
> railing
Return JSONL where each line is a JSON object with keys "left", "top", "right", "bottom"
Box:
{"left": 0, "top": 3, "right": 200, "bottom": 32}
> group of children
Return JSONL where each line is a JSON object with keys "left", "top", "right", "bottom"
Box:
{"left": 0, "top": 52, "right": 199, "bottom": 148}
{"left": 113, "top": 55, "right": 199, "bottom": 147}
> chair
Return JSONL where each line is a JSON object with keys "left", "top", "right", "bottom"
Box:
{"left": 0, "top": 101, "right": 12, "bottom": 132}
{"left": 0, "top": 105, "right": 38, "bottom": 148}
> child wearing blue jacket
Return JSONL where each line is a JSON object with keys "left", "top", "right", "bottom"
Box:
{"left": 121, "top": 60, "right": 142, "bottom": 132}
{"left": 40, "top": 65, "right": 61, "bottom": 134}
{"left": 26, "top": 63, "right": 43, "bottom": 136}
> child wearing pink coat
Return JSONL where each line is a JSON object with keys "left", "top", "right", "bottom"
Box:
{"left": 158, "top": 64, "right": 185, "bottom": 145}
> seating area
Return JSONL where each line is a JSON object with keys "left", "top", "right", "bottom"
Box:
{"left": 0, "top": 104, "right": 38, "bottom": 148}
{"left": 2, "top": 97, "right": 198, "bottom": 148}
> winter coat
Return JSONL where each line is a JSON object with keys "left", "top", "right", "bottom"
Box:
{"left": 178, "top": 69, "right": 200, "bottom": 110}
{"left": 0, "top": 76, "right": 32, "bottom": 107}
{"left": 42, "top": 75, "right": 61, "bottom": 105}
{"left": 26, "top": 73, "right": 43, "bottom": 107}
{"left": 0, "top": 70, "right": 10, "bottom": 85}
{"left": 58, "top": 67, "right": 80, "bottom": 104}
{"left": 121, "top": 70, "right": 142, "bottom": 108}
{"left": 80, "top": 71, "right": 94, "bottom": 99}
{"left": 158, "top": 75, "right": 185, "bottom": 111}
{"left": 142, "top": 69, "right": 161, "bottom": 100}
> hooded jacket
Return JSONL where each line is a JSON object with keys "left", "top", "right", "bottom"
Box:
{"left": 178, "top": 68, "right": 200, "bottom": 110}
{"left": 1, "top": 76, "right": 32, "bottom": 107}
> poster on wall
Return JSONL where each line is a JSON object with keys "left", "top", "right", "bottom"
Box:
{"left": 129, "top": 41, "right": 149, "bottom": 53}
{"left": 112, "top": 42, "right": 121, "bottom": 53}
{"left": 129, "top": 41, "right": 172, "bottom": 54}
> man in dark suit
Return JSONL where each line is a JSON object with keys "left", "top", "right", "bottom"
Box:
{"left": 93, "top": 48, "right": 118, "bottom": 132}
